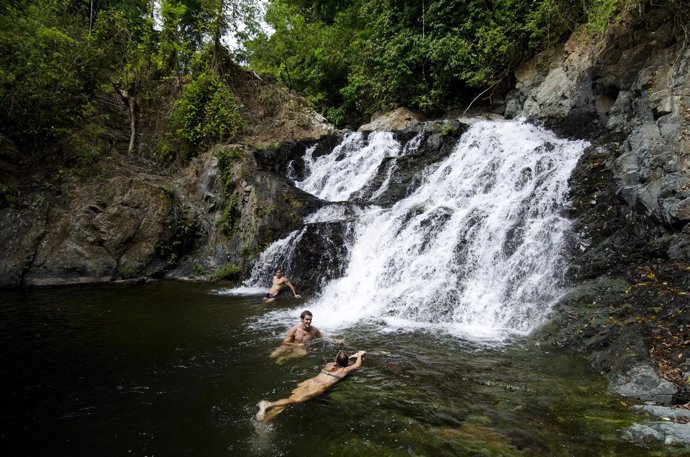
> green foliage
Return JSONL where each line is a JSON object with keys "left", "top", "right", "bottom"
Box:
{"left": 192, "top": 262, "right": 207, "bottom": 275}
{"left": 171, "top": 72, "right": 246, "bottom": 151}
{"left": 0, "top": 2, "right": 97, "bottom": 151}
{"left": 159, "top": 0, "right": 199, "bottom": 75}
{"left": 0, "top": 0, "right": 261, "bottom": 164}
{"left": 246, "top": 0, "right": 357, "bottom": 124}
{"left": 209, "top": 262, "right": 242, "bottom": 280}
{"left": 157, "top": 184, "right": 175, "bottom": 199}
{"left": 92, "top": 5, "right": 163, "bottom": 90}
{"left": 0, "top": 0, "right": 671, "bottom": 166}
{"left": 157, "top": 218, "right": 196, "bottom": 267}
{"left": 219, "top": 192, "right": 240, "bottom": 236}
{"left": 247, "top": 0, "right": 548, "bottom": 126}
{"left": 215, "top": 146, "right": 244, "bottom": 170}
{"left": 213, "top": 145, "right": 243, "bottom": 236}
{"left": 246, "top": 0, "right": 658, "bottom": 127}
{"left": 584, "top": 0, "right": 645, "bottom": 35}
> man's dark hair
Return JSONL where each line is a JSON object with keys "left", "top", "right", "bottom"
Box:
{"left": 300, "top": 310, "right": 312, "bottom": 320}
{"left": 336, "top": 350, "right": 349, "bottom": 367}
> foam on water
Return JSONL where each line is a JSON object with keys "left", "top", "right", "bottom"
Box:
{"left": 212, "top": 286, "right": 266, "bottom": 296}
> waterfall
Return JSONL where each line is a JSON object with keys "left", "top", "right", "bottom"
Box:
{"left": 289, "top": 131, "right": 404, "bottom": 201}
{"left": 240, "top": 120, "right": 588, "bottom": 341}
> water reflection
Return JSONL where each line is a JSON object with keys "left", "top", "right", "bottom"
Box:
{"left": 0, "top": 282, "right": 673, "bottom": 456}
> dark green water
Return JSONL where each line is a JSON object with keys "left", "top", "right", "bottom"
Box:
{"left": 0, "top": 282, "right": 678, "bottom": 456}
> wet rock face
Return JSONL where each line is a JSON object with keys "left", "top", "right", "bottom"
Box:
{"left": 260, "top": 221, "right": 356, "bottom": 296}
{"left": 290, "top": 222, "right": 355, "bottom": 294}
{"left": 253, "top": 134, "right": 345, "bottom": 178}
{"left": 362, "top": 121, "right": 468, "bottom": 207}
{"left": 547, "top": 140, "right": 689, "bottom": 399}
{"left": 506, "top": 9, "right": 690, "bottom": 239}
{"left": 251, "top": 120, "right": 469, "bottom": 211}
{"left": 515, "top": 8, "right": 690, "bottom": 404}
{"left": 233, "top": 118, "right": 471, "bottom": 290}
{"left": 0, "top": 177, "right": 187, "bottom": 287}
{"left": 173, "top": 148, "right": 325, "bottom": 278}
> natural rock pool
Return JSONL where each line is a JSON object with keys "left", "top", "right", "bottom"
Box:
{"left": 1, "top": 282, "right": 683, "bottom": 456}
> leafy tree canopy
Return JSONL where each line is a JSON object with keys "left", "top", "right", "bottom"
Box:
{"left": 246, "top": 0, "right": 651, "bottom": 127}
{"left": 0, "top": 0, "right": 259, "bottom": 161}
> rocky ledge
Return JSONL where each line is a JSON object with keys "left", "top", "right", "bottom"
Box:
{"left": 507, "top": 5, "right": 689, "bottom": 446}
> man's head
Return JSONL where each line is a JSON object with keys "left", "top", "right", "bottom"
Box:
{"left": 275, "top": 269, "right": 284, "bottom": 278}
{"left": 336, "top": 350, "right": 349, "bottom": 367}
{"left": 300, "top": 310, "right": 313, "bottom": 327}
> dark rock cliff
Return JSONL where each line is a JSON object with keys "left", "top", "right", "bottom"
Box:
{"left": 502, "top": 6, "right": 689, "bottom": 430}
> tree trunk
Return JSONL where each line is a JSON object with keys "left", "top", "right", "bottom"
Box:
{"left": 127, "top": 95, "right": 138, "bottom": 154}
{"left": 212, "top": 0, "right": 226, "bottom": 74}
{"left": 113, "top": 83, "right": 139, "bottom": 154}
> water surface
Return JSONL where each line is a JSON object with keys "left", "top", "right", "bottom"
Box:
{"left": 0, "top": 282, "right": 677, "bottom": 456}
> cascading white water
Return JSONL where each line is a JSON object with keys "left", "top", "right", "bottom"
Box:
{"left": 236, "top": 120, "right": 588, "bottom": 341}
{"left": 291, "top": 131, "right": 404, "bottom": 201}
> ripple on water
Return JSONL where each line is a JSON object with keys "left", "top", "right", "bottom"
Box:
{"left": 0, "top": 283, "right": 679, "bottom": 457}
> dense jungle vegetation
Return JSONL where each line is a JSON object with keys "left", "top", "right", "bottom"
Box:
{"left": 0, "top": 0, "right": 681, "bottom": 166}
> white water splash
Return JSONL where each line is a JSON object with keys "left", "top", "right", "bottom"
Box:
{"left": 242, "top": 230, "right": 304, "bottom": 290}
{"left": 211, "top": 286, "right": 265, "bottom": 296}
{"left": 230, "top": 120, "right": 588, "bottom": 342}
{"left": 294, "top": 131, "right": 403, "bottom": 201}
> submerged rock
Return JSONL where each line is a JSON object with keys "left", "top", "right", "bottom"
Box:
{"left": 611, "top": 364, "right": 677, "bottom": 405}
{"left": 623, "top": 422, "right": 690, "bottom": 447}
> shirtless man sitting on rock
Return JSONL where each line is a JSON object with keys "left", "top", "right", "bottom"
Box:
{"left": 270, "top": 310, "right": 322, "bottom": 364}
{"left": 263, "top": 269, "right": 301, "bottom": 303}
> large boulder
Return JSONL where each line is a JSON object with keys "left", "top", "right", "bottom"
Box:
{"left": 358, "top": 107, "right": 424, "bottom": 132}
{"left": 172, "top": 146, "right": 325, "bottom": 277}
{"left": 7, "top": 177, "right": 186, "bottom": 286}
{"left": 611, "top": 364, "right": 678, "bottom": 405}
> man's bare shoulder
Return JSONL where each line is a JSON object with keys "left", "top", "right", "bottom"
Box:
{"left": 282, "top": 325, "right": 299, "bottom": 343}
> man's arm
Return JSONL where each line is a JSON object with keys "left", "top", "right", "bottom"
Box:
{"left": 284, "top": 279, "right": 301, "bottom": 298}
{"left": 282, "top": 326, "right": 297, "bottom": 345}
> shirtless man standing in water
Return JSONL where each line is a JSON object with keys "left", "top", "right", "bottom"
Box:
{"left": 270, "top": 310, "right": 322, "bottom": 363}
{"left": 263, "top": 269, "right": 301, "bottom": 303}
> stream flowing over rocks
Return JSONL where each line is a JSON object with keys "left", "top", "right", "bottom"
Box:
{"left": 1, "top": 5, "right": 689, "bottom": 448}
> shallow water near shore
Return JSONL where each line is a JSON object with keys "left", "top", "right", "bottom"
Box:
{"left": 0, "top": 282, "right": 681, "bottom": 456}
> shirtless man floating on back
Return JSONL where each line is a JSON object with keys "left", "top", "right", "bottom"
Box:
{"left": 270, "top": 310, "right": 322, "bottom": 364}
{"left": 263, "top": 269, "right": 301, "bottom": 303}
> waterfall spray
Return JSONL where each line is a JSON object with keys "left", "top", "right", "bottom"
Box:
{"left": 237, "top": 120, "right": 588, "bottom": 341}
